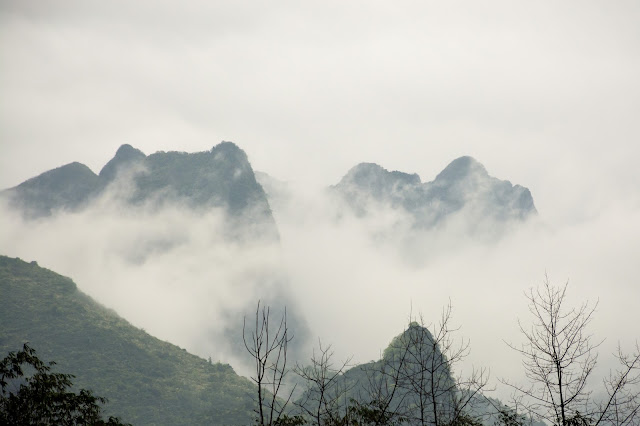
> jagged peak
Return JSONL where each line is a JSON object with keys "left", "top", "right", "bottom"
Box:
{"left": 382, "top": 322, "right": 438, "bottom": 361}
{"left": 213, "top": 140, "right": 241, "bottom": 150}
{"left": 211, "top": 141, "right": 249, "bottom": 164}
{"left": 114, "top": 144, "right": 146, "bottom": 159}
{"left": 99, "top": 144, "right": 146, "bottom": 180}
{"left": 350, "top": 162, "right": 385, "bottom": 172}
{"left": 434, "top": 156, "right": 488, "bottom": 182}
{"left": 212, "top": 141, "right": 243, "bottom": 154}
{"left": 342, "top": 162, "right": 385, "bottom": 181}
{"left": 342, "top": 162, "right": 421, "bottom": 186}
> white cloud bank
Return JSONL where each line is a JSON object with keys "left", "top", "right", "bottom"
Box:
{"left": 1, "top": 0, "right": 639, "bottom": 402}
{"left": 2, "top": 175, "right": 638, "bottom": 401}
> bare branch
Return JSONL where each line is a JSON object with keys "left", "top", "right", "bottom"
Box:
{"left": 502, "top": 276, "right": 639, "bottom": 426}
{"left": 243, "top": 301, "right": 296, "bottom": 426}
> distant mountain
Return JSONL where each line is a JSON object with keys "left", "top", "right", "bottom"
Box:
{"left": 3, "top": 148, "right": 535, "bottom": 235}
{"left": 0, "top": 255, "right": 255, "bottom": 425}
{"left": 2, "top": 162, "right": 101, "bottom": 217}
{"left": 98, "top": 143, "right": 147, "bottom": 183}
{"left": 294, "top": 322, "right": 460, "bottom": 424}
{"left": 0, "top": 143, "right": 312, "bottom": 372}
{"left": 2, "top": 142, "right": 277, "bottom": 238}
{"left": 333, "top": 156, "right": 536, "bottom": 230}
{"left": 293, "top": 322, "right": 544, "bottom": 426}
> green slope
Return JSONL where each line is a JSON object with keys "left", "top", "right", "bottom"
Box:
{"left": 0, "top": 255, "right": 255, "bottom": 425}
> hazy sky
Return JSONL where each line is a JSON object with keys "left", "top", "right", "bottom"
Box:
{"left": 2, "top": 1, "right": 639, "bottom": 218}
{"left": 1, "top": 0, "right": 639, "bottom": 401}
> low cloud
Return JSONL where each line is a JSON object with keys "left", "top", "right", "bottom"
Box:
{"left": 1, "top": 171, "right": 639, "bottom": 401}
{"left": 270, "top": 181, "right": 640, "bottom": 400}
{"left": 0, "top": 180, "right": 306, "bottom": 372}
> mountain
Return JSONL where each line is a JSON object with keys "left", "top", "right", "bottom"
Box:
{"left": 102, "top": 142, "right": 271, "bottom": 215}
{"left": 0, "top": 255, "right": 256, "bottom": 425}
{"left": 3, "top": 148, "right": 534, "bottom": 235}
{"left": 0, "top": 142, "right": 311, "bottom": 373}
{"left": 2, "top": 142, "right": 277, "bottom": 238}
{"left": 333, "top": 156, "right": 536, "bottom": 230}
{"left": 98, "top": 144, "right": 147, "bottom": 183}
{"left": 294, "top": 322, "right": 460, "bottom": 424}
{"left": 293, "top": 322, "right": 544, "bottom": 426}
{"left": 2, "top": 162, "right": 101, "bottom": 218}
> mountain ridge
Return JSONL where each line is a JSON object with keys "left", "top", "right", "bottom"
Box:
{"left": 0, "top": 254, "right": 256, "bottom": 425}
{"left": 333, "top": 156, "right": 536, "bottom": 229}
{"left": 99, "top": 143, "right": 146, "bottom": 182}
{"left": 1, "top": 142, "right": 275, "bottom": 228}
{"left": 2, "top": 146, "right": 536, "bottom": 232}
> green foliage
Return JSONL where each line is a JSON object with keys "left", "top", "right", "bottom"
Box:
{"left": 0, "top": 255, "right": 256, "bottom": 425}
{"left": 132, "top": 143, "right": 261, "bottom": 212}
{"left": 382, "top": 321, "right": 428, "bottom": 360}
{"left": 273, "top": 414, "right": 307, "bottom": 425}
{"left": 444, "top": 414, "right": 483, "bottom": 426}
{"left": 1, "top": 343, "right": 129, "bottom": 425}
{"left": 564, "top": 412, "right": 592, "bottom": 426}
{"left": 337, "top": 398, "right": 408, "bottom": 425}
{"left": 493, "top": 410, "right": 525, "bottom": 426}
{"left": 270, "top": 399, "right": 410, "bottom": 426}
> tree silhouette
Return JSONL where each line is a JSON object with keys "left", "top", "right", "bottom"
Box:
{"left": 0, "top": 343, "right": 129, "bottom": 426}
{"left": 243, "top": 301, "right": 296, "bottom": 426}
{"left": 503, "top": 275, "right": 640, "bottom": 426}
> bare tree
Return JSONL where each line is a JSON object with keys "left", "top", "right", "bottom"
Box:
{"left": 503, "top": 275, "right": 640, "bottom": 426}
{"left": 244, "top": 301, "right": 296, "bottom": 426}
{"left": 293, "top": 341, "right": 353, "bottom": 425}
{"left": 243, "top": 301, "right": 489, "bottom": 426}
{"left": 358, "top": 333, "right": 413, "bottom": 425}
{"left": 293, "top": 340, "right": 410, "bottom": 425}
{"left": 367, "top": 303, "right": 488, "bottom": 426}
{"left": 594, "top": 343, "right": 640, "bottom": 426}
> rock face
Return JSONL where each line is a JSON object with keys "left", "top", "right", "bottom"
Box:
{"left": 2, "top": 142, "right": 277, "bottom": 236}
{"left": 333, "top": 156, "right": 536, "bottom": 229}
{"left": 2, "top": 162, "right": 101, "bottom": 217}
{"left": 122, "top": 142, "right": 267, "bottom": 213}
{"left": 98, "top": 143, "right": 146, "bottom": 183}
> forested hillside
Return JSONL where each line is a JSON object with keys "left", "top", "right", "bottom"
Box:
{"left": 0, "top": 255, "right": 255, "bottom": 425}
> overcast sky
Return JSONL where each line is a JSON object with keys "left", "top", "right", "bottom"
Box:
{"left": 1, "top": 0, "right": 639, "bottom": 399}
{"left": 2, "top": 1, "right": 640, "bottom": 219}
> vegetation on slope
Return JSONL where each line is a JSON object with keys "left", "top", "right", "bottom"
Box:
{"left": 0, "top": 255, "right": 255, "bottom": 425}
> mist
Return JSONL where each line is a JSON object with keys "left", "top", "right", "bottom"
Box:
{"left": 2, "top": 0, "right": 639, "bottom": 407}
{"left": 0, "top": 177, "right": 305, "bottom": 372}
{"left": 272, "top": 179, "right": 639, "bottom": 386}
{"left": 2, "top": 162, "right": 639, "bottom": 401}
